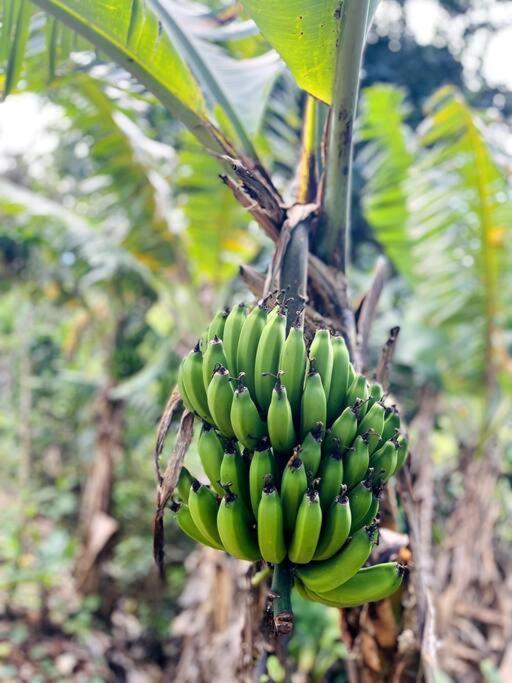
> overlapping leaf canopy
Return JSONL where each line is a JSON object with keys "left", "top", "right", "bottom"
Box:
{"left": 360, "top": 85, "right": 512, "bottom": 396}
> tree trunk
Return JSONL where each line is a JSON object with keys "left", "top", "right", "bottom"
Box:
{"left": 74, "top": 385, "right": 123, "bottom": 596}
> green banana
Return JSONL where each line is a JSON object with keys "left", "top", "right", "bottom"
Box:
{"left": 309, "top": 329, "right": 333, "bottom": 398}
{"left": 279, "top": 324, "right": 306, "bottom": 420}
{"left": 281, "top": 451, "right": 308, "bottom": 536}
{"left": 358, "top": 401, "right": 385, "bottom": 439}
{"left": 300, "top": 368, "right": 327, "bottom": 440}
{"left": 217, "top": 486, "right": 261, "bottom": 561}
{"left": 249, "top": 440, "right": 276, "bottom": 517}
{"left": 346, "top": 374, "right": 370, "bottom": 409}
{"left": 343, "top": 434, "right": 370, "bottom": 490}
{"left": 181, "top": 345, "right": 212, "bottom": 422}
{"left": 202, "top": 336, "right": 228, "bottom": 391}
{"left": 198, "top": 423, "right": 225, "bottom": 496}
{"left": 176, "top": 466, "right": 193, "bottom": 503}
{"left": 318, "top": 450, "right": 344, "bottom": 511}
{"left": 199, "top": 330, "right": 209, "bottom": 354}
{"left": 381, "top": 406, "right": 401, "bottom": 442}
{"left": 314, "top": 489, "right": 352, "bottom": 561}
{"left": 170, "top": 501, "right": 222, "bottom": 550}
{"left": 177, "top": 361, "right": 194, "bottom": 412}
{"left": 236, "top": 304, "right": 268, "bottom": 400}
{"left": 288, "top": 486, "right": 323, "bottom": 564}
{"left": 393, "top": 435, "right": 409, "bottom": 473}
{"left": 254, "top": 309, "right": 286, "bottom": 412}
{"left": 230, "top": 377, "right": 267, "bottom": 450}
{"left": 219, "top": 442, "right": 251, "bottom": 512}
{"left": 296, "top": 524, "right": 379, "bottom": 593}
{"left": 300, "top": 425, "right": 323, "bottom": 479}
{"left": 267, "top": 373, "right": 297, "bottom": 454}
{"left": 370, "top": 441, "right": 398, "bottom": 484}
{"left": 206, "top": 365, "right": 235, "bottom": 438}
{"left": 329, "top": 405, "right": 358, "bottom": 450}
{"left": 369, "top": 382, "right": 384, "bottom": 403}
{"left": 257, "top": 476, "right": 286, "bottom": 564}
{"left": 223, "top": 303, "right": 246, "bottom": 376}
{"left": 317, "top": 562, "right": 406, "bottom": 607}
{"left": 359, "top": 491, "right": 380, "bottom": 527}
{"left": 188, "top": 480, "right": 223, "bottom": 548}
{"left": 207, "top": 308, "right": 229, "bottom": 341}
{"left": 366, "top": 428, "right": 382, "bottom": 456}
{"left": 348, "top": 479, "right": 373, "bottom": 532}
{"left": 327, "top": 335, "right": 351, "bottom": 424}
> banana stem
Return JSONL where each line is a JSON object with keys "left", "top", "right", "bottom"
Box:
{"left": 316, "top": 0, "right": 371, "bottom": 270}
{"left": 271, "top": 562, "right": 294, "bottom": 635}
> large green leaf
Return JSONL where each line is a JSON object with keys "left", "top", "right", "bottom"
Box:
{"left": 361, "top": 84, "right": 512, "bottom": 396}
{"left": 359, "top": 85, "right": 414, "bottom": 280}
{"left": 239, "top": 0, "right": 380, "bottom": 103}
{"left": 150, "top": 0, "right": 282, "bottom": 151}
{"left": 175, "top": 134, "right": 259, "bottom": 285}
{"left": 29, "top": 0, "right": 221, "bottom": 149}
{"left": 240, "top": 0, "right": 340, "bottom": 103}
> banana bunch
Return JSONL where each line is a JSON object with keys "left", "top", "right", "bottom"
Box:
{"left": 172, "top": 300, "right": 409, "bottom": 607}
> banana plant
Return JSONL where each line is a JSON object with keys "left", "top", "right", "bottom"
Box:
{"left": 359, "top": 84, "right": 512, "bottom": 423}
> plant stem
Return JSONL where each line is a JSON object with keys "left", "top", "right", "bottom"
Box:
{"left": 271, "top": 562, "right": 293, "bottom": 635}
{"left": 297, "top": 95, "right": 318, "bottom": 203}
{"left": 316, "top": 0, "right": 370, "bottom": 270}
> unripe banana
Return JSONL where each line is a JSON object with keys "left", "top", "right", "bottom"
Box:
{"left": 358, "top": 401, "right": 385, "bottom": 439}
{"left": 318, "top": 449, "right": 344, "bottom": 512}
{"left": 279, "top": 324, "right": 306, "bottom": 420}
{"left": 281, "top": 451, "right": 308, "bottom": 536}
{"left": 254, "top": 310, "right": 286, "bottom": 412}
{"left": 300, "top": 368, "right": 327, "bottom": 440}
{"left": 368, "top": 382, "right": 384, "bottom": 408}
{"left": 359, "top": 491, "right": 380, "bottom": 527}
{"left": 381, "top": 406, "right": 401, "bottom": 442}
{"left": 257, "top": 476, "right": 286, "bottom": 564}
{"left": 309, "top": 329, "right": 333, "bottom": 398}
{"left": 176, "top": 466, "right": 193, "bottom": 503}
{"left": 220, "top": 441, "right": 251, "bottom": 512}
{"left": 343, "top": 434, "right": 370, "bottom": 490}
{"left": 188, "top": 480, "right": 223, "bottom": 548}
{"left": 249, "top": 440, "right": 276, "bottom": 517}
{"left": 329, "top": 405, "right": 359, "bottom": 450}
{"left": 300, "top": 425, "right": 323, "bottom": 479}
{"left": 206, "top": 365, "right": 235, "bottom": 437}
{"left": 223, "top": 303, "right": 247, "bottom": 376}
{"left": 177, "top": 362, "right": 194, "bottom": 412}
{"left": 327, "top": 335, "right": 350, "bottom": 424}
{"left": 370, "top": 441, "right": 398, "bottom": 484}
{"left": 393, "top": 435, "right": 409, "bottom": 473}
{"left": 207, "top": 308, "right": 229, "bottom": 341}
{"left": 198, "top": 423, "right": 225, "bottom": 496}
{"left": 288, "top": 486, "right": 323, "bottom": 564}
{"left": 202, "top": 336, "right": 228, "bottom": 391}
{"left": 348, "top": 479, "right": 373, "bottom": 533}
{"left": 296, "top": 524, "right": 379, "bottom": 593}
{"left": 199, "top": 330, "right": 209, "bottom": 354}
{"left": 170, "top": 501, "right": 222, "bottom": 550}
{"left": 267, "top": 373, "right": 297, "bottom": 454}
{"left": 236, "top": 304, "right": 268, "bottom": 400}
{"left": 346, "top": 374, "right": 370, "bottom": 409}
{"left": 314, "top": 489, "right": 352, "bottom": 561}
{"left": 217, "top": 486, "right": 261, "bottom": 561}
{"left": 366, "top": 428, "right": 381, "bottom": 456}
{"left": 230, "top": 377, "right": 267, "bottom": 450}
{"left": 317, "top": 562, "right": 406, "bottom": 607}
{"left": 181, "top": 345, "right": 212, "bottom": 422}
